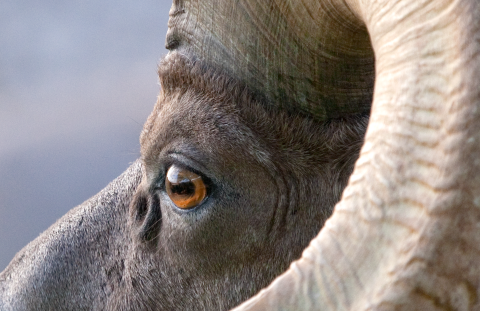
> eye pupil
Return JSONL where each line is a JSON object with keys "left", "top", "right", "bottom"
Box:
{"left": 166, "top": 165, "right": 207, "bottom": 209}
{"left": 170, "top": 181, "right": 195, "bottom": 196}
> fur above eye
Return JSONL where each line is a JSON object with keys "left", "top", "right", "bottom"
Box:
{"left": 165, "top": 164, "right": 207, "bottom": 209}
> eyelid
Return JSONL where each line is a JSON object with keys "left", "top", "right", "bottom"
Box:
{"left": 164, "top": 152, "right": 211, "bottom": 179}
{"left": 165, "top": 146, "right": 209, "bottom": 167}
{"left": 152, "top": 160, "right": 212, "bottom": 194}
{"left": 148, "top": 146, "right": 215, "bottom": 195}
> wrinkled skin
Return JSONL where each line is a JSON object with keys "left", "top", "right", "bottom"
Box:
{"left": 0, "top": 53, "right": 367, "bottom": 309}
{"left": 232, "top": 1, "right": 480, "bottom": 310}
{"left": 108, "top": 54, "right": 367, "bottom": 310}
{"left": 2, "top": 0, "right": 480, "bottom": 310}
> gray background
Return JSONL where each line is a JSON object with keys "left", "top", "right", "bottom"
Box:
{"left": 0, "top": 0, "right": 171, "bottom": 271}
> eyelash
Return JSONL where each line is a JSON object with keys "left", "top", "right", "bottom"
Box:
{"left": 153, "top": 162, "right": 214, "bottom": 198}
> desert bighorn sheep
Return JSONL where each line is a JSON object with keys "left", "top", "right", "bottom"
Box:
{"left": 2, "top": 0, "right": 480, "bottom": 310}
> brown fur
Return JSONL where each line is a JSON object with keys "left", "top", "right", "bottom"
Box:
{"left": 0, "top": 51, "right": 368, "bottom": 311}
{"left": 105, "top": 51, "right": 368, "bottom": 310}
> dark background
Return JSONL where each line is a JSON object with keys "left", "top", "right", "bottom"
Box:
{"left": 0, "top": 0, "right": 171, "bottom": 271}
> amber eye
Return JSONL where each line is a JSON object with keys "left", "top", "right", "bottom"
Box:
{"left": 165, "top": 165, "right": 207, "bottom": 209}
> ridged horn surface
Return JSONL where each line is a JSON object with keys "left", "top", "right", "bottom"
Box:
{"left": 166, "top": 0, "right": 374, "bottom": 120}
{"left": 231, "top": 0, "right": 480, "bottom": 309}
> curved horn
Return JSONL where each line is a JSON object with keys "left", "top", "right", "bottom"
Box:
{"left": 167, "top": 0, "right": 480, "bottom": 309}
{"left": 228, "top": 0, "right": 480, "bottom": 309}
{"left": 166, "top": 0, "right": 374, "bottom": 120}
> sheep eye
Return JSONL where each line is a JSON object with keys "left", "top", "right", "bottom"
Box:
{"left": 165, "top": 165, "right": 207, "bottom": 209}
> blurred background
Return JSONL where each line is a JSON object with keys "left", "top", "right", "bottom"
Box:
{"left": 0, "top": 0, "right": 171, "bottom": 270}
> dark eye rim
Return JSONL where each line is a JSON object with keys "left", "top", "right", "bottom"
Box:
{"left": 152, "top": 161, "right": 216, "bottom": 213}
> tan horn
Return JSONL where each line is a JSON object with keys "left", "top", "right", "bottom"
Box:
{"left": 166, "top": 0, "right": 374, "bottom": 120}
{"left": 231, "top": 0, "right": 480, "bottom": 309}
